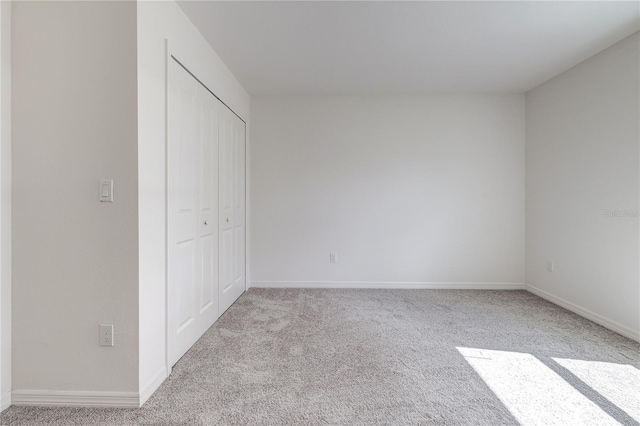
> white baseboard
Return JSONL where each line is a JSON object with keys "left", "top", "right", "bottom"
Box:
{"left": 11, "top": 390, "right": 139, "bottom": 408}
{"left": 526, "top": 283, "right": 640, "bottom": 343}
{"left": 250, "top": 281, "right": 526, "bottom": 290}
{"left": 10, "top": 367, "right": 168, "bottom": 409}
{"left": 139, "top": 367, "right": 167, "bottom": 407}
{"left": 1, "top": 391, "right": 10, "bottom": 412}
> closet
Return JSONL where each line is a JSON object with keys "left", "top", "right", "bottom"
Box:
{"left": 167, "top": 58, "right": 246, "bottom": 367}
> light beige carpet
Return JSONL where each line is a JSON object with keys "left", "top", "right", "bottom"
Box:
{"left": 2, "top": 288, "right": 639, "bottom": 425}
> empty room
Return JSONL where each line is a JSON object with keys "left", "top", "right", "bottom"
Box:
{"left": 0, "top": 0, "right": 639, "bottom": 425}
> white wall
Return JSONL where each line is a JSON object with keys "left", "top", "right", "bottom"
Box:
{"left": 0, "top": 0, "right": 11, "bottom": 412}
{"left": 12, "top": 0, "right": 139, "bottom": 395}
{"left": 137, "top": 0, "right": 250, "bottom": 401}
{"left": 526, "top": 33, "right": 640, "bottom": 342}
{"left": 250, "top": 95, "right": 525, "bottom": 288}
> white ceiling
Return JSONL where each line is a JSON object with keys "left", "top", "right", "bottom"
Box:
{"left": 177, "top": 1, "right": 640, "bottom": 95}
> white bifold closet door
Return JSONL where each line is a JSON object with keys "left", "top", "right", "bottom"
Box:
{"left": 167, "top": 59, "right": 220, "bottom": 367}
{"left": 167, "top": 58, "right": 246, "bottom": 367}
{"left": 219, "top": 102, "right": 246, "bottom": 314}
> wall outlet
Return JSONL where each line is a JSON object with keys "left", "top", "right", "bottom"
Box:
{"left": 329, "top": 253, "right": 337, "bottom": 264}
{"left": 99, "top": 324, "right": 114, "bottom": 347}
{"left": 546, "top": 260, "right": 554, "bottom": 272}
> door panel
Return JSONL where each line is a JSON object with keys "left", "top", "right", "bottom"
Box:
{"left": 196, "top": 83, "right": 219, "bottom": 337}
{"left": 234, "top": 121, "right": 246, "bottom": 289}
{"left": 175, "top": 240, "right": 196, "bottom": 331}
{"left": 221, "top": 227, "right": 233, "bottom": 293}
{"left": 200, "top": 234, "right": 214, "bottom": 312}
{"left": 219, "top": 105, "right": 246, "bottom": 314}
{"left": 168, "top": 59, "right": 199, "bottom": 367}
{"left": 168, "top": 59, "right": 220, "bottom": 367}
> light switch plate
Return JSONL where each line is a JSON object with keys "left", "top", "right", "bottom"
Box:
{"left": 99, "top": 180, "right": 113, "bottom": 202}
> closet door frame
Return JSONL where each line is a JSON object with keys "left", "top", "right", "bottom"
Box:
{"left": 164, "top": 41, "right": 247, "bottom": 375}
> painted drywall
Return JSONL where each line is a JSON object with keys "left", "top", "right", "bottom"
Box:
{"left": 250, "top": 95, "right": 525, "bottom": 287}
{"left": 137, "top": 0, "right": 250, "bottom": 399}
{"left": 12, "top": 1, "right": 139, "bottom": 394}
{"left": 0, "top": 0, "right": 11, "bottom": 412}
{"left": 178, "top": 1, "right": 640, "bottom": 95}
{"left": 526, "top": 33, "right": 640, "bottom": 341}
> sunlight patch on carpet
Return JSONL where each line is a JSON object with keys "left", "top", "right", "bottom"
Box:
{"left": 457, "top": 347, "right": 619, "bottom": 426}
{"left": 553, "top": 357, "right": 640, "bottom": 422}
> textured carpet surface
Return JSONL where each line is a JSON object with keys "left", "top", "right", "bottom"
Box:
{"left": 2, "top": 288, "right": 639, "bottom": 425}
